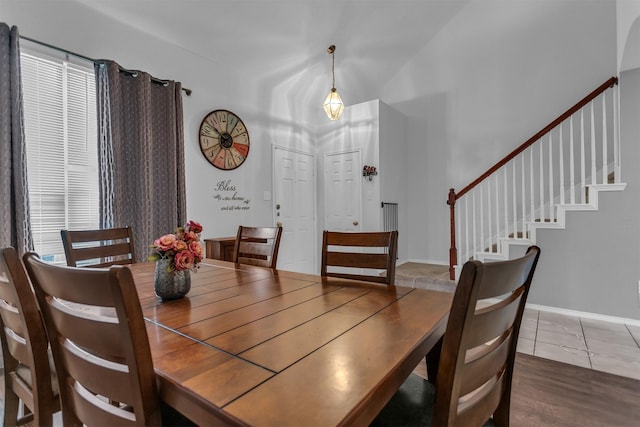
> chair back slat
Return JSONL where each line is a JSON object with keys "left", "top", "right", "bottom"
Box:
{"left": 5, "top": 327, "right": 30, "bottom": 364}
{"left": 30, "top": 265, "right": 118, "bottom": 307}
{"left": 321, "top": 230, "right": 398, "bottom": 285}
{"left": 0, "top": 300, "right": 24, "bottom": 336}
{"left": 454, "top": 368, "right": 507, "bottom": 427}
{"left": 459, "top": 331, "right": 511, "bottom": 396}
{"left": 433, "top": 245, "right": 540, "bottom": 426}
{"left": 465, "top": 290, "right": 523, "bottom": 349}
{"left": 325, "top": 252, "right": 391, "bottom": 270}
{"left": 233, "top": 226, "right": 283, "bottom": 269}
{"left": 62, "top": 227, "right": 132, "bottom": 243}
{"left": 64, "top": 339, "right": 134, "bottom": 403}
{"left": 238, "top": 241, "right": 275, "bottom": 258}
{"left": 69, "top": 243, "right": 135, "bottom": 263}
{"left": 238, "top": 227, "right": 281, "bottom": 240}
{"left": 476, "top": 258, "right": 535, "bottom": 299}
{"left": 24, "top": 252, "right": 161, "bottom": 426}
{"left": 0, "top": 280, "right": 18, "bottom": 302}
{"left": 0, "top": 247, "right": 60, "bottom": 426}
{"left": 326, "top": 232, "right": 394, "bottom": 247}
{"left": 61, "top": 226, "right": 136, "bottom": 268}
{"left": 71, "top": 383, "right": 137, "bottom": 426}
{"left": 49, "top": 305, "right": 123, "bottom": 360}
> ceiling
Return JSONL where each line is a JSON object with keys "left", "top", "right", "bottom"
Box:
{"left": 76, "top": 0, "right": 470, "bottom": 121}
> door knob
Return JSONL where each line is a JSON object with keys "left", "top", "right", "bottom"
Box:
{"left": 353, "top": 221, "right": 359, "bottom": 226}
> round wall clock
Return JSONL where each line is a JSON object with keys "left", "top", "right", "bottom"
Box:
{"left": 199, "top": 109, "right": 250, "bottom": 170}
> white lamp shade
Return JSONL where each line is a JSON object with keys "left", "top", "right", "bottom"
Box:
{"left": 322, "top": 88, "right": 344, "bottom": 120}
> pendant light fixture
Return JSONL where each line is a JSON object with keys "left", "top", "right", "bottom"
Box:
{"left": 322, "top": 45, "right": 344, "bottom": 120}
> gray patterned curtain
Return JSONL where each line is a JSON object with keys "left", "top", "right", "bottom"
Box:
{"left": 95, "top": 60, "right": 186, "bottom": 261}
{"left": 0, "top": 24, "right": 33, "bottom": 254}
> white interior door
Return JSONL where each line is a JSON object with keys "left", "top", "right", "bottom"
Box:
{"left": 273, "top": 147, "right": 316, "bottom": 274}
{"left": 324, "top": 150, "right": 362, "bottom": 231}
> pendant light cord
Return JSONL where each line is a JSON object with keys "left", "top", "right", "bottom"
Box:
{"left": 331, "top": 50, "right": 336, "bottom": 89}
{"left": 328, "top": 45, "right": 337, "bottom": 90}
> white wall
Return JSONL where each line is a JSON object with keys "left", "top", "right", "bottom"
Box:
{"left": 380, "top": 0, "right": 617, "bottom": 265}
{"left": 617, "top": 0, "right": 640, "bottom": 71}
{"left": 4, "top": 1, "right": 639, "bottom": 319}
{"left": 379, "top": 102, "right": 408, "bottom": 263}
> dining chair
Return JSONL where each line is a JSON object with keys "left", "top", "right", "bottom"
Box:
{"left": 232, "top": 225, "right": 283, "bottom": 269}
{"left": 0, "top": 247, "right": 61, "bottom": 427}
{"left": 321, "top": 230, "right": 398, "bottom": 285}
{"left": 61, "top": 226, "right": 136, "bottom": 268}
{"left": 23, "top": 252, "right": 163, "bottom": 426}
{"left": 371, "top": 245, "right": 541, "bottom": 427}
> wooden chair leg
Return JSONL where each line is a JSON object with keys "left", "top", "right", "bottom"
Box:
{"left": 425, "top": 336, "right": 443, "bottom": 384}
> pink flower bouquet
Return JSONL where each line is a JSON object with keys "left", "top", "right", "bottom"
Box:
{"left": 149, "top": 220, "right": 204, "bottom": 272}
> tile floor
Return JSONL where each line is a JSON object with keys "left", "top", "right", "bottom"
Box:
{"left": 394, "top": 263, "right": 640, "bottom": 381}
{"left": 517, "top": 308, "right": 640, "bottom": 380}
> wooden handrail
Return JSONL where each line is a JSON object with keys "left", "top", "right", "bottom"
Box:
{"left": 455, "top": 76, "right": 617, "bottom": 201}
{"left": 448, "top": 76, "right": 618, "bottom": 279}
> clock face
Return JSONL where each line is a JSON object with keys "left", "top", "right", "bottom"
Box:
{"left": 199, "top": 110, "right": 250, "bottom": 170}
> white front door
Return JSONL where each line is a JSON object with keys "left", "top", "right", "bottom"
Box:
{"left": 273, "top": 147, "right": 316, "bottom": 274}
{"left": 324, "top": 150, "right": 362, "bottom": 231}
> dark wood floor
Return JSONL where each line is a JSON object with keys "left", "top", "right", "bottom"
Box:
{"left": 414, "top": 353, "right": 640, "bottom": 426}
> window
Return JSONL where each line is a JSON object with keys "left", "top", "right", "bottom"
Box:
{"left": 21, "top": 49, "right": 99, "bottom": 264}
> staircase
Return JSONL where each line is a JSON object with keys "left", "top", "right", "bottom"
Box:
{"left": 448, "top": 77, "right": 624, "bottom": 280}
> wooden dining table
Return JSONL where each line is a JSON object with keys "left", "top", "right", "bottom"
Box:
{"left": 129, "top": 259, "right": 453, "bottom": 426}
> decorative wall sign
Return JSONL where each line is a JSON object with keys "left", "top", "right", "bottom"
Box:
{"left": 199, "top": 110, "right": 250, "bottom": 170}
{"left": 212, "top": 180, "right": 251, "bottom": 211}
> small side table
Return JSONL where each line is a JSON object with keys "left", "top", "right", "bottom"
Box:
{"left": 204, "top": 237, "right": 236, "bottom": 261}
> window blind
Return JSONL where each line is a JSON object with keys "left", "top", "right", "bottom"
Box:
{"left": 21, "top": 51, "right": 99, "bottom": 264}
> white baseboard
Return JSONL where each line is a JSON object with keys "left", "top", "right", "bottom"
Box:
{"left": 527, "top": 303, "right": 640, "bottom": 327}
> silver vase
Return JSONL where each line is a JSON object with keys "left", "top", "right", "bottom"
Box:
{"left": 154, "top": 258, "right": 191, "bottom": 300}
